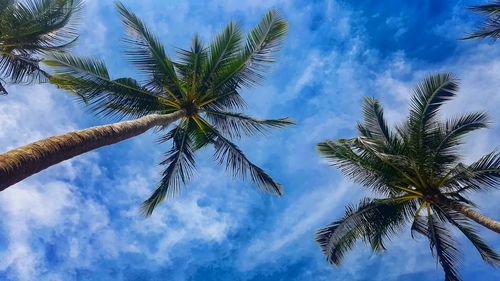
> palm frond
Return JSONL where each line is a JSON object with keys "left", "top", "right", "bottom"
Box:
{"left": 200, "top": 20, "right": 243, "bottom": 94}
{"left": 467, "top": 2, "right": 500, "bottom": 16}
{"left": 199, "top": 88, "right": 247, "bottom": 111}
{"left": 434, "top": 206, "right": 500, "bottom": 266}
{"left": 412, "top": 215, "right": 462, "bottom": 281}
{"left": 45, "top": 53, "right": 176, "bottom": 118}
{"left": 315, "top": 198, "right": 411, "bottom": 265}
{"left": 208, "top": 9, "right": 288, "bottom": 94}
{"left": 175, "top": 34, "right": 206, "bottom": 97}
{"left": 409, "top": 73, "right": 458, "bottom": 133}
{"left": 462, "top": 2, "right": 500, "bottom": 40}
{"left": 316, "top": 139, "right": 405, "bottom": 195}
{"left": 431, "top": 112, "right": 489, "bottom": 168}
{"left": 0, "top": 0, "right": 81, "bottom": 50}
{"left": 446, "top": 151, "right": 500, "bottom": 192}
{"left": 357, "top": 96, "right": 397, "bottom": 147}
{"left": 141, "top": 122, "right": 196, "bottom": 216}
{"left": 0, "top": 51, "right": 48, "bottom": 84}
{"left": 203, "top": 110, "right": 294, "bottom": 139}
{"left": 0, "top": 80, "right": 7, "bottom": 95}
{"left": 427, "top": 215, "right": 462, "bottom": 281}
{"left": 212, "top": 131, "right": 282, "bottom": 195}
{"left": 115, "top": 1, "right": 182, "bottom": 98}
{"left": 0, "top": 0, "right": 14, "bottom": 14}
{"left": 0, "top": 0, "right": 80, "bottom": 94}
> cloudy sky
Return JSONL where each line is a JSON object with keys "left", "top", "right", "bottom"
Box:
{"left": 1, "top": 0, "right": 500, "bottom": 280}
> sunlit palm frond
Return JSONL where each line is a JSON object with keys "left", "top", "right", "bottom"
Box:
{"left": 175, "top": 34, "right": 207, "bottom": 97}
{"left": 200, "top": 21, "right": 243, "bottom": 94}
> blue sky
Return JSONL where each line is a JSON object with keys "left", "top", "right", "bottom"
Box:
{"left": 1, "top": 0, "right": 500, "bottom": 280}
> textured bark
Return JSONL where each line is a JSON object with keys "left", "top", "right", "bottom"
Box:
{"left": 0, "top": 111, "right": 184, "bottom": 190}
{"left": 442, "top": 198, "right": 500, "bottom": 234}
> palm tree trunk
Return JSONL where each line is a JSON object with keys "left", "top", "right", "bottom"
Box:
{"left": 0, "top": 110, "right": 184, "bottom": 191}
{"left": 442, "top": 199, "right": 500, "bottom": 234}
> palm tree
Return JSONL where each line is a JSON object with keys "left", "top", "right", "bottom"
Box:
{"left": 0, "top": 2, "right": 293, "bottom": 216}
{"left": 462, "top": 1, "right": 500, "bottom": 40}
{"left": 0, "top": 0, "right": 81, "bottom": 95}
{"left": 315, "top": 74, "right": 500, "bottom": 281}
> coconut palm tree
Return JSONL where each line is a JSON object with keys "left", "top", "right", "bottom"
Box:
{"left": 462, "top": 1, "right": 500, "bottom": 40}
{"left": 0, "top": 0, "right": 81, "bottom": 95}
{"left": 0, "top": 2, "right": 293, "bottom": 216}
{"left": 315, "top": 74, "right": 500, "bottom": 281}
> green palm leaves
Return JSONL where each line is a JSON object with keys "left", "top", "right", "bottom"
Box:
{"left": 315, "top": 74, "right": 500, "bottom": 281}
{"left": 463, "top": 1, "right": 500, "bottom": 40}
{"left": 0, "top": 0, "right": 81, "bottom": 95}
{"left": 47, "top": 2, "right": 293, "bottom": 216}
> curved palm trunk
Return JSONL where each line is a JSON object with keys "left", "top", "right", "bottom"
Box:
{"left": 0, "top": 110, "right": 184, "bottom": 191}
{"left": 442, "top": 199, "right": 500, "bottom": 234}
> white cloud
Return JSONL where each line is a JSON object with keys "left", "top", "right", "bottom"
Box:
{"left": 238, "top": 179, "right": 358, "bottom": 271}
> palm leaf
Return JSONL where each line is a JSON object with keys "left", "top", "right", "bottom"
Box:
{"left": 462, "top": 2, "right": 500, "bottom": 40}
{"left": 409, "top": 73, "right": 458, "bottom": 133}
{"left": 427, "top": 215, "right": 462, "bottom": 281}
{"left": 212, "top": 131, "right": 282, "bottom": 196}
{"left": 435, "top": 206, "right": 500, "bottom": 266}
{"left": 0, "top": 51, "right": 48, "bottom": 84}
{"left": 431, "top": 112, "right": 489, "bottom": 169}
{"left": 1, "top": 0, "right": 81, "bottom": 50}
{"left": 316, "top": 139, "right": 406, "bottom": 195}
{"left": 45, "top": 53, "right": 177, "bottom": 118}
{"left": 203, "top": 110, "right": 294, "bottom": 139}
{"left": 357, "top": 96, "right": 396, "bottom": 147}
{"left": 446, "top": 151, "right": 500, "bottom": 192}
{"left": 175, "top": 34, "right": 206, "bottom": 97}
{"left": 200, "top": 21, "right": 243, "bottom": 94}
{"left": 315, "top": 198, "right": 411, "bottom": 265}
{"left": 115, "top": 1, "right": 182, "bottom": 98}
{"left": 141, "top": 122, "right": 196, "bottom": 216}
{"left": 207, "top": 9, "right": 288, "bottom": 95}
{"left": 468, "top": 2, "right": 500, "bottom": 16}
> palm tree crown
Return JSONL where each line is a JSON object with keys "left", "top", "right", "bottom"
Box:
{"left": 315, "top": 74, "right": 500, "bottom": 281}
{"left": 45, "top": 2, "right": 293, "bottom": 216}
{"left": 462, "top": 1, "right": 500, "bottom": 40}
{"left": 0, "top": 0, "right": 81, "bottom": 95}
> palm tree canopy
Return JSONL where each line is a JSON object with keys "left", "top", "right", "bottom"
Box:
{"left": 45, "top": 2, "right": 293, "bottom": 216}
{"left": 462, "top": 1, "right": 500, "bottom": 40}
{"left": 315, "top": 73, "right": 500, "bottom": 281}
{"left": 0, "top": 0, "right": 81, "bottom": 95}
